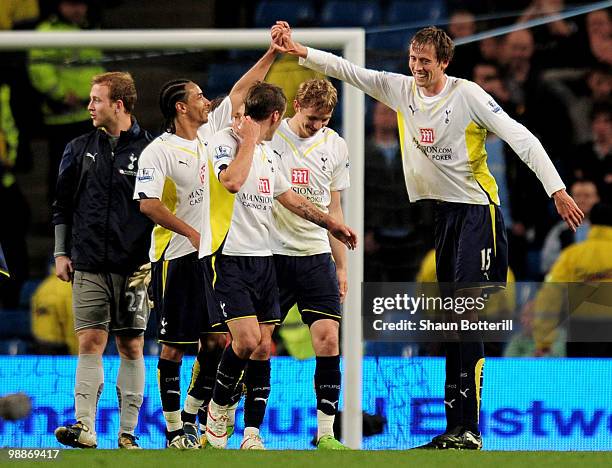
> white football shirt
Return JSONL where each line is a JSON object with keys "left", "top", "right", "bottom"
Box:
{"left": 209, "top": 127, "right": 291, "bottom": 256}
{"left": 270, "top": 119, "right": 350, "bottom": 255}
{"left": 300, "top": 48, "right": 565, "bottom": 205}
{"left": 135, "top": 97, "right": 232, "bottom": 261}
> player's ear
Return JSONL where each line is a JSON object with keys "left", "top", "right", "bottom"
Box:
{"left": 175, "top": 101, "right": 187, "bottom": 114}
{"left": 112, "top": 100, "right": 124, "bottom": 114}
{"left": 293, "top": 99, "right": 300, "bottom": 114}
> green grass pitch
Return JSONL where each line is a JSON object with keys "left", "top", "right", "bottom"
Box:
{"left": 4, "top": 450, "right": 612, "bottom": 468}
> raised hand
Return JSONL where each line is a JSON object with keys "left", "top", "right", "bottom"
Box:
{"left": 271, "top": 23, "right": 285, "bottom": 44}
{"left": 271, "top": 21, "right": 308, "bottom": 57}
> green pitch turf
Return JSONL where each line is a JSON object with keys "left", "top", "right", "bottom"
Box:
{"left": 4, "top": 450, "right": 612, "bottom": 468}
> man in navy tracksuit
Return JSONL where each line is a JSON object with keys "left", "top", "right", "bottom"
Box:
{"left": 52, "top": 72, "right": 153, "bottom": 449}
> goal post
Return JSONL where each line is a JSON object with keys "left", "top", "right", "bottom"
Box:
{"left": 0, "top": 28, "right": 365, "bottom": 448}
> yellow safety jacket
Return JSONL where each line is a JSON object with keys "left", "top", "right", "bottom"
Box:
{"left": 534, "top": 226, "right": 612, "bottom": 351}
{"left": 0, "top": 0, "right": 39, "bottom": 30}
{"left": 31, "top": 269, "right": 77, "bottom": 354}
{"left": 28, "top": 17, "right": 104, "bottom": 126}
{"left": 0, "top": 84, "right": 18, "bottom": 188}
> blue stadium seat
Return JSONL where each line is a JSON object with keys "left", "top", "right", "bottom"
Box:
{"left": 367, "top": 57, "right": 404, "bottom": 74}
{"left": 19, "top": 279, "right": 42, "bottom": 309}
{"left": 0, "top": 339, "right": 30, "bottom": 355}
{"left": 104, "top": 340, "right": 119, "bottom": 355}
{"left": 367, "top": 29, "right": 415, "bottom": 52}
{"left": 0, "top": 309, "right": 31, "bottom": 339}
{"left": 205, "top": 62, "right": 249, "bottom": 99}
{"left": 385, "top": 0, "right": 447, "bottom": 26}
{"left": 144, "top": 340, "right": 160, "bottom": 356}
{"left": 254, "top": 1, "right": 315, "bottom": 28}
{"left": 321, "top": 1, "right": 382, "bottom": 27}
{"left": 144, "top": 308, "right": 157, "bottom": 340}
{"left": 525, "top": 249, "right": 544, "bottom": 281}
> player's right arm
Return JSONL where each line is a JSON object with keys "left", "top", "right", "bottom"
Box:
{"left": 215, "top": 117, "right": 259, "bottom": 193}
{"left": 227, "top": 39, "right": 278, "bottom": 115}
{"left": 134, "top": 144, "right": 200, "bottom": 250}
{"left": 272, "top": 21, "right": 405, "bottom": 110}
{"left": 52, "top": 142, "right": 78, "bottom": 282}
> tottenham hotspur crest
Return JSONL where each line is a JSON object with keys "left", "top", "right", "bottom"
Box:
{"left": 127, "top": 153, "right": 137, "bottom": 170}
{"left": 321, "top": 157, "right": 328, "bottom": 172}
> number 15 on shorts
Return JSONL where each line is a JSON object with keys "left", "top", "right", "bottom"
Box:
{"left": 480, "top": 248, "right": 492, "bottom": 271}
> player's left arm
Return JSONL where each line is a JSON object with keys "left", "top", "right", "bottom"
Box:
{"left": 276, "top": 189, "right": 357, "bottom": 250}
{"left": 227, "top": 29, "right": 279, "bottom": 114}
{"left": 465, "top": 81, "right": 584, "bottom": 231}
{"left": 328, "top": 191, "right": 348, "bottom": 303}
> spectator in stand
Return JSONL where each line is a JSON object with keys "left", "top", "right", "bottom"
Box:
{"left": 0, "top": 0, "right": 39, "bottom": 30}
{"left": 518, "top": 0, "right": 582, "bottom": 68}
{"left": 569, "top": 64, "right": 611, "bottom": 146}
{"left": 501, "top": 27, "right": 576, "bottom": 148}
{"left": 541, "top": 180, "right": 600, "bottom": 274}
{"left": 584, "top": 8, "right": 612, "bottom": 67}
{"left": 364, "top": 101, "right": 433, "bottom": 282}
{"left": 504, "top": 299, "right": 566, "bottom": 357}
{"left": 534, "top": 202, "right": 612, "bottom": 357}
{"left": 446, "top": 9, "right": 479, "bottom": 79}
{"left": 0, "top": 0, "right": 41, "bottom": 173}
{"left": 31, "top": 262, "right": 77, "bottom": 355}
{"left": 478, "top": 36, "right": 500, "bottom": 63}
{"left": 28, "top": 0, "right": 105, "bottom": 200}
{"left": 0, "top": 83, "right": 30, "bottom": 308}
{"left": 501, "top": 29, "right": 575, "bottom": 245}
{"left": 571, "top": 102, "right": 612, "bottom": 199}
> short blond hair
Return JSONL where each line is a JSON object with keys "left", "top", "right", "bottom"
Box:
{"left": 295, "top": 79, "right": 338, "bottom": 112}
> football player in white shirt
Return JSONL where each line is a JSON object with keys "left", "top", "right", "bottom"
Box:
{"left": 204, "top": 82, "right": 357, "bottom": 450}
{"left": 269, "top": 79, "right": 349, "bottom": 450}
{"left": 134, "top": 45, "right": 278, "bottom": 449}
{"left": 272, "top": 23, "right": 584, "bottom": 450}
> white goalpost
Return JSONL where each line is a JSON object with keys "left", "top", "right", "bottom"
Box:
{"left": 0, "top": 28, "right": 365, "bottom": 448}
